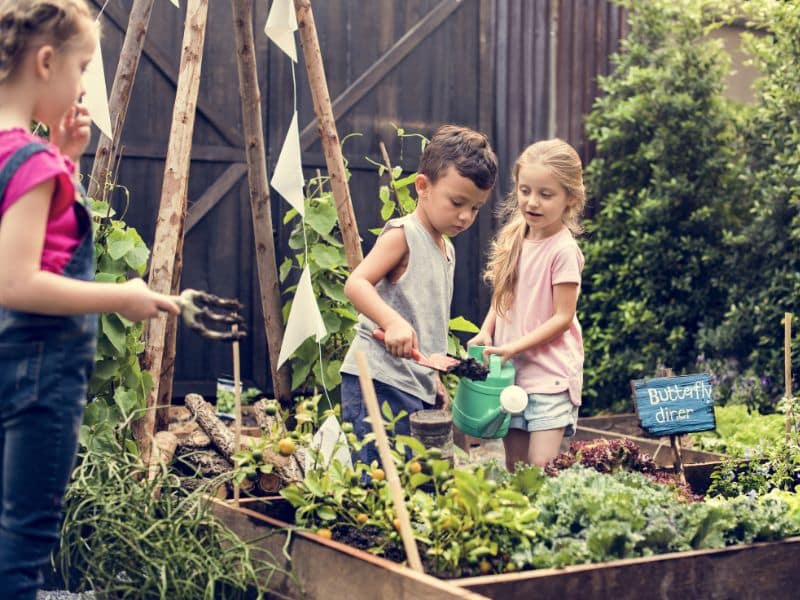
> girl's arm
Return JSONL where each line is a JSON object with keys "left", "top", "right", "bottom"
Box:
{"left": 0, "top": 180, "right": 179, "bottom": 320}
{"left": 467, "top": 305, "right": 496, "bottom": 347}
{"left": 484, "top": 282, "right": 578, "bottom": 363}
{"left": 343, "top": 226, "right": 416, "bottom": 357}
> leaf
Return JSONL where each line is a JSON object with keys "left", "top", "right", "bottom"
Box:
{"left": 305, "top": 200, "right": 339, "bottom": 236}
{"left": 107, "top": 231, "right": 136, "bottom": 260}
{"left": 449, "top": 316, "right": 480, "bottom": 333}
{"left": 395, "top": 435, "right": 426, "bottom": 456}
{"left": 381, "top": 400, "right": 394, "bottom": 421}
{"left": 310, "top": 244, "right": 343, "bottom": 270}
{"left": 100, "top": 313, "right": 127, "bottom": 355}
{"left": 279, "top": 257, "right": 293, "bottom": 282}
{"left": 113, "top": 386, "right": 141, "bottom": 419}
{"left": 124, "top": 246, "right": 150, "bottom": 274}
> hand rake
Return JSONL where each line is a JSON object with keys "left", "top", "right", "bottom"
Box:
{"left": 172, "top": 289, "right": 247, "bottom": 342}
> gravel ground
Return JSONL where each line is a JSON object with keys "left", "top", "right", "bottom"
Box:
{"left": 37, "top": 592, "right": 94, "bottom": 600}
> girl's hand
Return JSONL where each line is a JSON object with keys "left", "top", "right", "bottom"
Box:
{"left": 382, "top": 318, "right": 417, "bottom": 358}
{"left": 467, "top": 330, "right": 493, "bottom": 348}
{"left": 118, "top": 279, "right": 180, "bottom": 322}
{"left": 50, "top": 104, "right": 92, "bottom": 163}
{"left": 482, "top": 344, "right": 516, "bottom": 365}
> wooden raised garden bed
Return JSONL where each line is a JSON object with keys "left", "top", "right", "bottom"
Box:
{"left": 213, "top": 497, "right": 800, "bottom": 600}
{"left": 575, "top": 413, "right": 726, "bottom": 492}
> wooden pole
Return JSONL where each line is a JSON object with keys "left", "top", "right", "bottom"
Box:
{"left": 136, "top": 0, "right": 209, "bottom": 462}
{"left": 786, "top": 312, "right": 794, "bottom": 440}
{"left": 294, "top": 0, "right": 363, "bottom": 270}
{"left": 657, "top": 367, "right": 687, "bottom": 485}
{"left": 355, "top": 352, "right": 423, "bottom": 573}
{"left": 88, "top": 0, "right": 156, "bottom": 201}
{"left": 233, "top": 324, "right": 242, "bottom": 506}
{"left": 230, "top": 0, "right": 291, "bottom": 403}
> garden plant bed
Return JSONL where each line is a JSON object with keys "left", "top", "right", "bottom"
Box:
{"left": 575, "top": 414, "right": 726, "bottom": 492}
{"left": 213, "top": 497, "right": 800, "bottom": 599}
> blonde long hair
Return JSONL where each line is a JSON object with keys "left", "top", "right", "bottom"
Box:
{"left": 485, "top": 139, "right": 586, "bottom": 317}
{"left": 0, "top": 0, "right": 94, "bottom": 83}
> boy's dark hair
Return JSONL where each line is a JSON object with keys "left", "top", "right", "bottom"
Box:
{"left": 419, "top": 125, "right": 498, "bottom": 191}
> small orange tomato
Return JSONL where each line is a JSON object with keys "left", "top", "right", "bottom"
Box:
{"left": 356, "top": 513, "right": 369, "bottom": 524}
{"left": 370, "top": 468, "right": 385, "bottom": 481}
{"left": 316, "top": 528, "right": 332, "bottom": 540}
{"left": 278, "top": 438, "right": 296, "bottom": 456}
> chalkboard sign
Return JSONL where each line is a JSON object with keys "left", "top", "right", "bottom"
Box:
{"left": 632, "top": 374, "right": 715, "bottom": 436}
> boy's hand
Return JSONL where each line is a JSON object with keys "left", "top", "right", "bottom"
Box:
{"left": 51, "top": 104, "right": 92, "bottom": 163}
{"left": 467, "top": 330, "right": 493, "bottom": 348}
{"left": 382, "top": 318, "right": 417, "bottom": 358}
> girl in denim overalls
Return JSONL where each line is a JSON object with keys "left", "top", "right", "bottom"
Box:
{"left": 0, "top": 2, "right": 179, "bottom": 597}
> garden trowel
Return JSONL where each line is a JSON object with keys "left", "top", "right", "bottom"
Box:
{"left": 372, "top": 329, "right": 489, "bottom": 380}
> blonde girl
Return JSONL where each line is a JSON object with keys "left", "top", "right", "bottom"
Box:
{"left": 469, "top": 139, "right": 586, "bottom": 471}
{"left": 0, "top": 2, "right": 178, "bottom": 596}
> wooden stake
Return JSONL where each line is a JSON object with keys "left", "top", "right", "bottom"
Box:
{"left": 656, "top": 367, "right": 687, "bottom": 485}
{"left": 230, "top": 0, "right": 291, "bottom": 403}
{"left": 88, "top": 0, "right": 156, "bottom": 202}
{"left": 295, "top": 0, "right": 363, "bottom": 270}
{"left": 786, "top": 312, "right": 794, "bottom": 440}
{"left": 136, "top": 0, "right": 209, "bottom": 462}
{"left": 233, "top": 324, "right": 242, "bottom": 506}
{"left": 355, "top": 352, "right": 423, "bottom": 573}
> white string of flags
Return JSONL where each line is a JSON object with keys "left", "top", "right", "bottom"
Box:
{"left": 265, "top": 0, "right": 328, "bottom": 370}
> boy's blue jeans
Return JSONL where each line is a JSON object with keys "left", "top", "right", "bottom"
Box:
{"left": 341, "top": 374, "right": 425, "bottom": 467}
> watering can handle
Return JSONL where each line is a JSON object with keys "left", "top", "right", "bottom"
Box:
{"left": 488, "top": 354, "right": 502, "bottom": 377}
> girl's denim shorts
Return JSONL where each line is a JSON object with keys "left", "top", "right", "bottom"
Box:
{"left": 508, "top": 390, "right": 579, "bottom": 437}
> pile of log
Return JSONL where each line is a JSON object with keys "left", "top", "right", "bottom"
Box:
{"left": 154, "top": 393, "right": 305, "bottom": 497}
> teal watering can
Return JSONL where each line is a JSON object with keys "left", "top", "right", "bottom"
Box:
{"left": 452, "top": 346, "right": 528, "bottom": 439}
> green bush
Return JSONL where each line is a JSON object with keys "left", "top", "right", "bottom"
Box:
{"left": 580, "top": 0, "right": 744, "bottom": 411}
{"left": 697, "top": 1, "right": 800, "bottom": 397}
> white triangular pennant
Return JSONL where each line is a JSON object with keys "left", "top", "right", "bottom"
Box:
{"left": 278, "top": 266, "right": 327, "bottom": 368}
{"left": 271, "top": 111, "right": 305, "bottom": 216}
{"left": 83, "top": 40, "right": 112, "bottom": 139}
{"left": 265, "top": 0, "right": 298, "bottom": 62}
{"left": 169, "top": 0, "right": 179, "bottom": 7}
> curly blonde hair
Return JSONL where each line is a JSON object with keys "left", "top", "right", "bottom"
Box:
{"left": 0, "top": 0, "right": 94, "bottom": 83}
{"left": 485, "top": 139, "right": 586, "bottom": 317}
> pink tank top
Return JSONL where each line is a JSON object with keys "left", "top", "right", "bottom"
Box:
{"left": 0, "top": 128, "right": 81, "bottom": 274}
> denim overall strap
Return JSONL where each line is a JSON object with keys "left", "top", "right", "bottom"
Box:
{"left": 0, "top": 141, "right": 98, "bottom": 600}
{"left": 0, "top": 142, "right": 50, "bottom": 201}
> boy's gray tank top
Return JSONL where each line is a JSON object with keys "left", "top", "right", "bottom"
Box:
{"left": 340, "top": 213, "right": 455, "bottom": 405}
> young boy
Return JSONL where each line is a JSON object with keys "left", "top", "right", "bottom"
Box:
{"left": 340, "top": 125, "right": 498, "bottom": 466}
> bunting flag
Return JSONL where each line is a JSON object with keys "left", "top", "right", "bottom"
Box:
{"left": 169, "top": 0, "right": 180, "bottom": 7}
{"left": 265, "top": 0, "right": 298, "bottom": 62}
{"left": 278, "top": 266, "right": 327, "bottom": 369}
{"left": 270, "top": 111, "right": 305, "bottom": 216}
{"left": 83, "top": 40, "right": 112, "bottom": 139}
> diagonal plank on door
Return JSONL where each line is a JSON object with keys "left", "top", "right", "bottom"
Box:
{"left": 93, "top": 0, "right": 244, "bottom": 149}
{"left": 185, "top": 162, "right": 249, "bottom": 234}
{"left": 299, "top": 0, "right": 464, "bottom": 150}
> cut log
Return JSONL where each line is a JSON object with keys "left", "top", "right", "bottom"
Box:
{"left": 175, "top": 447, "right": 233, "bottom": 478}
{"left": 185, "top": 394, "right": 303, "bottom": 487}
{"left": 175, "top": 429, "right": 211, "bottom": 449}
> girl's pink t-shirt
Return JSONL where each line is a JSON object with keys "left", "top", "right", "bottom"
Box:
{"left": 494, "top": 227, "right": 585, "bottom": 406}
{"left": 0, "top": 129, "right": 81, "bottom": 274}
